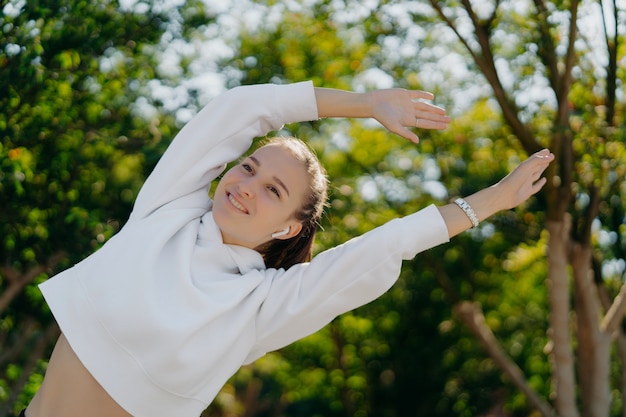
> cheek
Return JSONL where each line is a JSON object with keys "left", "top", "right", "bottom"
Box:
{"left": 215, "top": 170, "right": 236, "bottom": 191}
{"left": 219, "top": 169, "right": 235, "bottom": 182}
{"left": 212, "top": 181, "right": 223, "bottom": 199}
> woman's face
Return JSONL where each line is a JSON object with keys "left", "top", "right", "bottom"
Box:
{"left": 212, "top": 145, "right": 309, "bottom": 249}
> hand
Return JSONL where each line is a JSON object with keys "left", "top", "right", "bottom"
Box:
{"left": 367, "top": 89, "right": 451, "bottom": 143}
{"left": 494, "top": 148, "right": 555, "bottom": 210}
{"left": 439, "top": 148, "right": 555, "bottom": 238}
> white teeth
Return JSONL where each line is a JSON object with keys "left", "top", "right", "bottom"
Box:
{"left": 228, "top": 194, "right": 247, "bottom": 213}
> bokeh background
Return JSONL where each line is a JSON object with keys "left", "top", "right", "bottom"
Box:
{"left": 1, "top": 0, "right": 625, "bottom": 416}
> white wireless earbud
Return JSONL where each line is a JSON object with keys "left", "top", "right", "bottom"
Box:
{"left": 271, "top": 227, "right": 290, "bottom": 238}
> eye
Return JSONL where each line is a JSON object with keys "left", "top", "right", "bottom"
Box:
{"left": 241, "top": 163, "right": 253, "bottom": 174}
{"left": 267, "top": 185, "right": 280, "bottom": 197}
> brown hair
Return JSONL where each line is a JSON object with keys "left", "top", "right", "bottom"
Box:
{"left": 255, "top": 136, "right": 328, "bottom": 269}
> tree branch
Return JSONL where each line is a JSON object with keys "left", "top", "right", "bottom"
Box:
{"left": 579, "top": 185, "right": 600, "bottom": 246}
{"left": 430, "top": 0, "right": 540, "bottom": 155}
{"left": 532, "top": 0, "right": 561, "bottom": 95}
{"left": 0, "top": 251, "right": 66, "bottom": 314}
{"left": 601, "top": 282, "right": 626, "bottom": 334}
{"left": 427, "top": 0, "right": 479, "bottom": 63}
{"left": 454, "top": 301, "right": 555, "bottom": 417}
{"left": 598, "top": 0, "right": 618, "bottom": 125}
{"left": 560, "top": 0, "right": 580, "bottom": 111}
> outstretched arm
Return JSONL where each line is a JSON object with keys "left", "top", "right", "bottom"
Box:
{"left": 439, "top": 148, "right": 555, "bottom": 238}
{"left": 314, "top": 87, "right": 553, "bottom": 239}
{"left": 314, "top": 87, "right": 451, "bottom": 143}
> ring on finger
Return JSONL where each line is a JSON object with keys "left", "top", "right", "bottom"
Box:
{"left": 415, "top": 118, "right": 420, "bottom": 128}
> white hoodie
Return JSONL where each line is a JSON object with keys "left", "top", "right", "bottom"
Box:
{"left": 39, "top": 81, "right": 450, "bottom": 417}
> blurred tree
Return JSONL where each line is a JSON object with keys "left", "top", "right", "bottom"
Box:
{"left": 3, "top": 0, "right": 625, "bottom": 416}
{"left": 204, "top": 0, "right": 626, "bottom": 416}
{"left": 0, "top": 0, "right": 176, "bottom": 414}
{"left": 386, "top": 0, "right": 625, "bottom": 415}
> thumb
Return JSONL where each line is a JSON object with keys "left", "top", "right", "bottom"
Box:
{"left": 392, "top": 126, "right": 420, "bottom": 144}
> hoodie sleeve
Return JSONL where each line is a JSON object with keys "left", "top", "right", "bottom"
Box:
{"left": 246, "top": 204, "right": 450, "bottom": 362}
{"left": 129, "top": 81, "right": 318, "bottom": 221}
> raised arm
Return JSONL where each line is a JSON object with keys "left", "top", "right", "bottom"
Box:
{"left": 314, "top": 87, "right": 451, "bottom": 143}
{"left": 439, "top": 148, "right": 555, "bottom": 238}
{"left": 130, "top": 82, "right": 318, "bottom": 221}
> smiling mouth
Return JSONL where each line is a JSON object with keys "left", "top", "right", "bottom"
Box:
{"left": 228, "top": 193, "right": 248, "bottom": 214}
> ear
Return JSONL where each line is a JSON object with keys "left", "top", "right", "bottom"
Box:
{"left": 272, "top": 222, "right": 302, "bottom": 240}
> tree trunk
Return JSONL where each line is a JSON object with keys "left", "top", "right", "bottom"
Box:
{"left": 616, "top": 334, "right": 626, "bottom": 417}
{"left": 545, "top": 217, "right": 579, "bottom": 417}
{"left": 572, "top": 243, "right": 612, "bottom": 417}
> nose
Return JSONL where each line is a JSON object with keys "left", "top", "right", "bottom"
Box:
{"left": 238, "top": 178, "right": 256, "bottom": 198}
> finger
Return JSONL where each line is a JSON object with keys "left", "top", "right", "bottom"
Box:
{"left": 522, "top": 149, "right": 553, "bottom": 171}
{"left": 531, "top": 155, "right": 555, "bottom": 174}
{"left": 415, "top": 109, "right": 451, "bottom": 122}
{"left": 414, "top": 101, "right": 448, "bottom": 115}
{"left": 408, "top": 90, "right": 435, "bottom": 101}
{"left": 533, "top": 148, "right": 554, "bottom": 160}
{"left": 413, "top": 117, "right": 450, "bottom": 131}
{"left": 531, "top": 177, "right": 548, "bottom": 194}
{"left": 531, "top": 170, "right": 546, "bottom": 185}
{"left": 394, "top": 125, "right": 420, "bottom": 143}
{"left": 414, "top": 106, "right": 451, "bottom": 130}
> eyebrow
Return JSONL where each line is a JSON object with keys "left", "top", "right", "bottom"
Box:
{"left": 249, "top": 156, "right": 290, "bottom": 197}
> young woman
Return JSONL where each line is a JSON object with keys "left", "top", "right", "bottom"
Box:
{"left": 23, "top": 80, "right": 553, "bottom": 417}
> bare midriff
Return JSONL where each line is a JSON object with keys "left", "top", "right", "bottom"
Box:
{"left": 26, "top": 334, "right": 132, "bottom": 417}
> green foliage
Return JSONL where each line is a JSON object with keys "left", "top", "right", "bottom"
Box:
{"left": 3, "top": 0, "right": 625, "bottom": 416}
{"left": 0, "top": 0, "right": 174, "bottom": 411}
